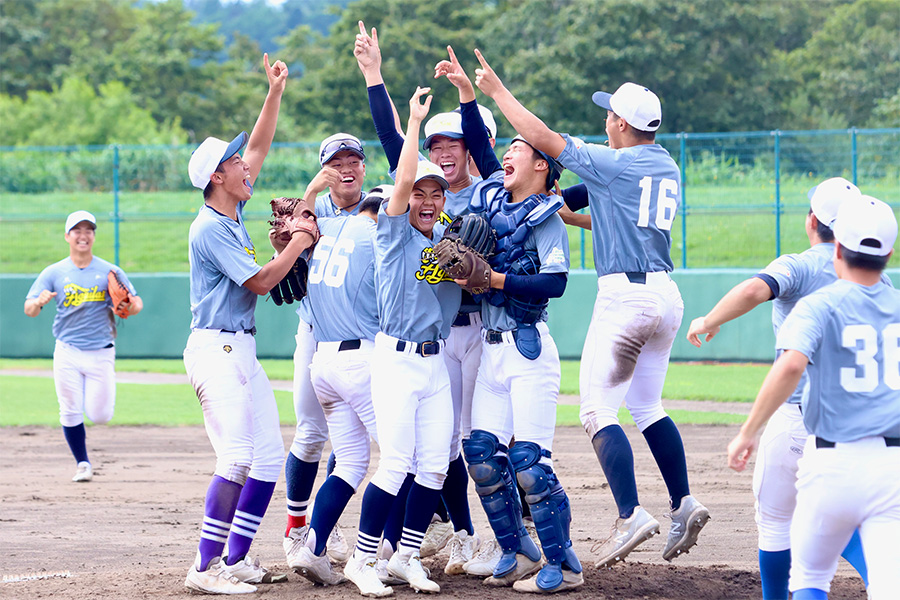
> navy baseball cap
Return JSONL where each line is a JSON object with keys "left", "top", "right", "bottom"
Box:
{"left": 319, "top": 133, "right": 366, "bottom": 166}
{"left": 511, "top": 135, "right": 564, "bottom": 187}
{"left": 188, "top": 132, "right": 249, "bottom": 190}
{"left": 592, "top": 82, "right": 662, "bottom": 132}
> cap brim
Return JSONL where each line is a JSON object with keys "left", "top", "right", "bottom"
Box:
{"left": 415, "top": 174, "right": 449, "bottom": 191}
{"left": 222, "top": 132, "right": 249, "bottom": 164}
{"left": 423, "top": 132, "right": 465, "bottom": 150}
{"left": 320, "top": 148, "right": 365, "bottom": 166}
{"left": 591, "top": 91, "right": 613, "bottom": 111}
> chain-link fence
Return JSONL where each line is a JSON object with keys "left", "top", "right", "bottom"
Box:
{"left": 1, "top": 128, "right": 897, "bottom": 273}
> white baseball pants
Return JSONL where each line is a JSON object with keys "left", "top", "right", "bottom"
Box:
{"left": 288, "top": 317, "right": 329, "bottom": 462}
{"left": 53, "top": 340, "right": 115, "bottom": 427}
{"left": 443, "top": 311, "right": 483, "bottom": 460}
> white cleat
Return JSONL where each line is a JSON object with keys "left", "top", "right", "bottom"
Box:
{"left": 483, "top": 553, "right": 542, "bottom": 587}
{"left": 72, "top": 461, "right": 92, "bottom": 482}
{"left": 185, "top": 556, "right": 257, "bottom": 595}
{"left": 294, "top": 546, "right": 347, "bottom": 586}
{"left": 592, "top": 506, "right": 660, "bottom": 569}
{"left": 387, "top": 552, "right": 440, "bottom": 593}
{"left": 326, "top": 523, "right": 353, "bottom": 563}
{"left": 663, "top": 495, "right": 710, "bottom": 561}
{"left": 419, "top": 520, "right": 454, "bottom": 558}
{"left": 463, "top": 538, "right": 502, "bottom": 576}
{"left": 375, "top": 558, "right": 407, "bottom": 586}
{"left": 222, "top": 555, "right": 287, "bottom": 584}
{"left": 344, "top": 555, "right": 394, "bottom": 597}
{"left": 445, "top": 530, "right": 481, "bottom": 575}
{"left": 284, "top": 525, "right": 310, "bottom": 569}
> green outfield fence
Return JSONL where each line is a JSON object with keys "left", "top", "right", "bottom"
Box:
{"left": 1, "top": 128, "right": 898, "bottom": 273}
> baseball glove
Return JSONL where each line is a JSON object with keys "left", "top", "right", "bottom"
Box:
{"left": 107, "top": 270, "right": 131, "bottom": 319}
{"left": 269, "top": 258, "right": 309, "bottom": 306}
{"left": 433, "top": 214, "right": 496, "bottom": 295}
{"left": 269, "top": 197, "right": 320, "bottom": 248}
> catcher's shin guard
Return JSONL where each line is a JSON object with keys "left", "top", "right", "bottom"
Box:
{"left": 462, "top": 430, "right": 522, "bottom": 554}
{"left": 510, "top": 442, "right": 580, "bottom": 572}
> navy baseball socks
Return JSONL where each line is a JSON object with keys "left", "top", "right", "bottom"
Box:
{"left": 284, "top": 453, "right": 318, "bottom": 534}
{"left": 759, "top": 549, "right": 791, "bottom": 600}
{"left": 641, "top": 417, "right": 690, "bottom": 510}
{"left": 441, "top": 455, "right": 475, "bottom": 536}
{"left": 354, "top": 483, "right": 397, "bottom": 560}
{"left": 308, "top": 476, "right": 355, "bottom": 556}
{"left": 382, "top": 473, "right": 415, "bottom": 558}
{"left": 591, "top": 425, "right": 640, "bottom": 518}
{"left": 63, "top": 423, "right": 89, "bottom": 464}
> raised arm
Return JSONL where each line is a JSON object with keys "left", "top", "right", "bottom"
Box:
{"left": 387, "top": 87, "right": 432, "bottom": 216}
{"left": 473, "top": 49, "right": 566, "bottom": 159}
{"left": 356, "top": 21, "right": 405, "bottom": 170}
{"left": 244, "top": 53, "right": 289, "bottom": 184}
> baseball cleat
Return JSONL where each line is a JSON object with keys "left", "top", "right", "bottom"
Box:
{"left": 375, "top": 558, "right": 407, "bottom": 586}
{"left": 463, "top": 538, "right": 502, "bottom": 576}
{"left": 387, "top": 552, "right": 440, "bottom": 593}
{"left": 662, "top": 495, "right": 710, "bottom": 561}
{"left": 483, "top": 553, "right": 542, "bottom": 587}
{"left": 344, "top": 555, "right": 394, "bottom": 597}
{"left": 326, "top": 523, "right": 352, "bottom": 563}
{"left": 592, "top": 506, "right": 660, "bottom": 569}
{"left": 512, "top": 564, "right": 585, "bottom": 594}
{"left": 444, "top": 530, "right": 481, "bottom": 575}
{"left": 419, "top": 519, "right": 454, "bottom": 558}
{"left": 222, "top": 555, "right": 287, "bottom": 584}
{"left": 294, "top": 545, "right": 347, "bottom": 586}
{"left": 185, "top": 556, "right": 257, "bottom": 595}
{"left": 72, "top": 461, "right": 93, "bottom": 482}
{"left": 284, "top": 525, "right": 310, "bottom": 569}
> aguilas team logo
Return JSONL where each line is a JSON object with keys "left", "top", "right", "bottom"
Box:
{"left": 416, "top": 247, "right": 453, "bottom": 284}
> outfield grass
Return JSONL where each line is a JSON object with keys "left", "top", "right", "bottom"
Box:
{"left": 0, "top": 360, "right": 760, "bottom": 427}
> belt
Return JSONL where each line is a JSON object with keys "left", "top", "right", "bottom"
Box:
{"left": 338, "top": 339, "right": 361, "bottom": 351}
{"left": 395, "top": 339, "right": 442, "bottom": 357}
{"left": 221, "top": 327, "right": 257, "bottom": 336}
{"left": 103, "top": 343, "right": 114, "bottom": 349}
{"left": 625, "top": 272, "right": 647, "bottom": 284}
{"left": 816, "top": 436, "right": 900, "bottom": 448}
{"left": 453, "top": 312, "right": 478, "bottom": 327}
{"left": 482, "top": 329, "right": 516, "bottom": 345}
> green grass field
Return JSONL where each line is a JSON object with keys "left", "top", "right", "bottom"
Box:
{"left": 0, "top": 359, "right": 763, "bottom": 427}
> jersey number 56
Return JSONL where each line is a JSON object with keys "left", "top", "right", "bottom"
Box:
{"left": 308, "top": 236, "right": 356, "bottom": 288}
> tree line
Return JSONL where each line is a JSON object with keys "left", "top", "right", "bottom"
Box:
{"left": 1, "top": 0, "right": 897, "bottom": 148}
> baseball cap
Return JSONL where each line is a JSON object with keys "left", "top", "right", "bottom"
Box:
{"left": 452, "top": 103, "right": 498, "bottom": 140}
{"left": 65, "top": 210, "right": 96, "bottom": 234}
{"left": 188, "top": 132, "right": 249, "bottom": 190}
{"left": 423, "top": 112, "right": 465, "bottom": 150}
{"left": 592, "top": 82, "right": 662, "bottom": 132}
{"left": 833, "top": 195, "right": 897, "bottom": 256}
{"left": 319, "top": 133, "right": 365, "bottom": 166}
{"left": 414, "top": 161, "right": 449, "bottom": 191}
{"left": 511, "top": 135, "right": 564, "bottom": 187}
{"left": 807, "top": 177, "right": 861, "bottom": 227}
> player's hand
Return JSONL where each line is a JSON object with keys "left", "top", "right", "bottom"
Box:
{"left": 37, "top": 290, "right": 57, "bottom": 307}
{"left": 473, "top": 49, "right": 504, "bottom": 98}
{"left": 115, "top": 297, "right": 132, "bottom": 316}
{"left": 264, "top": 53, "right": 289, "bottom": 95}
{"left": 687, "top": 316, "right": 720, "bottom": 347}
{"left": 409, "top": 86, "right": 432, "bottom": 122}
{"left": 269, "top": 227, "right": 288, "bottom": 254}
{"left": 354, "top": 21, "right": 381, "bottom": 73}
{"left": 434, "top": 46, "right": 475, "bottom": 99}
{"left": 726, "top": 430, "right": 759, "bottom": 472}
{"left": 305, "top": 167, "right": 342, "bottom": 198}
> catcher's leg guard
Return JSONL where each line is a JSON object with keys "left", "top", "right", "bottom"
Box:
{"left": 510, "top": 442, "right": 582, "bottom": 577}
{"left": 463, "top": 430, "right": 521, "bottom": 554}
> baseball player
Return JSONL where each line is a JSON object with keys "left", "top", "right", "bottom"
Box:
{"left": 432, "top": 51, "right": 582, "bottom": 593}
{"left": 355, "top": 23, "right": 487, "bottom": 574}
{"left": 282, "top": 132, "right": 369, "bottom": 568}
{"left": 24, "top": 210, "right": 143, "bottom": 483}
{"left": 342, "top": 86, "right": 461, "bottom": 596}
{"left": 687, "top": 177, "right": 877, "bottom": 598}
{"left": 472, "top": 50, "right": 710, "bottom": 568}
{"left": 291, "top": 189, "right": 389, "bottom": 587}
{"left": 182, "top": 54, "right": 319, "bottom": 595}
{"left": 727, "top": 195, "right": 899, "bottom": 600}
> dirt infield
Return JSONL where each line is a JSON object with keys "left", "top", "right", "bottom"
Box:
{"left": 1, "top": 423, "right": 865, "bottom": 599}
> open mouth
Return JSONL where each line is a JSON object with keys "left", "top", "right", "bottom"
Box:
{"left": 419, "top": 208, "right": 435, "bottom": 223}
{"left": 440, "top": 161, "right": 455, "bottom": 175}
{"left": 341, "top": 176, "right": 355, "bottom": 184}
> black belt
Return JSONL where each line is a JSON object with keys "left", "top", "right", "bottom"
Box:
{"left": 816, "top": 436, "right": 900, "bottom": 448}
{"left": 625, "top": 272, "right": 647, "bottom": 284}
{"left": 484, "top": 330, "right": 507, "bottom": 344}
{"left": 221, "top": 327, "right": 257, "bottom": 336}
{"left": 338, "top": 339, "right": 361, "bottom": 351}
{"left": 395, "top": 340, "right": 442, "bottom": 357}
{"left": 103, "top": 343, "right": 114, "bottom": 349}
{"left": 453, "top": 312, "right": 477, "bottom": 327}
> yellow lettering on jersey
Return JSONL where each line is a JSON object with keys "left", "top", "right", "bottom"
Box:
{"left": 415, "top": 247, "right": 453, "bottom": 284}
{"left": 62, "top": 284, "right": 107, "bottom": 307}
{"left": 438, "top": 211, "right": 453, "bottom": 226}
{"left": 245, "top": 246, "right": 257, "bottom": 264}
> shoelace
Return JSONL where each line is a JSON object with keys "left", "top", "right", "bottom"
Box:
{"left": 590, "top": 523, "right": 620, "bottom": 554}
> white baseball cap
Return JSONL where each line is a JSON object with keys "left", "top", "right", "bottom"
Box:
{"left": 807, "top": 177, "right": 861, "bottom": 227}
{"left": 423, "top": 112, "right": 465, "bottom": 150}
{"left": 188, "top": 132, "right": 248, "bottom": 190}
{"left": 65, "top": 210, "right": 96, "bottom": 234}
{"left": 452, "top": 104, "right": 498, "bottom": 140}
{"left": 833, "top": 195, "right": 897, "bottom": 256}
{"left": 319, "top": 133, "right": 366, "bottom": 166}
{"left": 592, "top": 82, "right": 662, "bottom": 132}
{"left": 414, "top": 160, "right": 449, "bottom": 191}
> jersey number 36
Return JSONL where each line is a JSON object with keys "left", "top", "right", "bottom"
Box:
{"left": 841, "top": 323, "right": 900, "bottom": 392}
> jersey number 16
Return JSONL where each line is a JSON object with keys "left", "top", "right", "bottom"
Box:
{"left": 637, "top": 176, "right": 678, "bottom": 231}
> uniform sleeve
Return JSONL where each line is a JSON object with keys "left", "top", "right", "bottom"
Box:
{"left": 368, "top": 83, "right": 404, "bottom": 172}
{"left": 460, "top": 100, "right": 502, "bottom": 178}
{"left": 195, "top": 221, "right": 261, "bottom": 286}
{"left": 557, "top": 134, "right": 624, "bottom": 186}
{"left": 375, "top": 206, "right": 413, "bottom": 257}
{"left": 26, "top": 267, "right": 56, "bottom": 299}
{"left": 759, "top": 253, "right": 804, "bottom": 301}
{"left": 533, "top": 214, "right": 570, "bottom": 275}
{"left": 776, "top": 294, "right": 827, "bottom": 363}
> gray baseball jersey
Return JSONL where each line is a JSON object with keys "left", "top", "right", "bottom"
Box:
{"left": 556, "top": 134, "right": 678, "bottom": 276}
{"left": 777, "top": 279, "right": 900, "bottom": 442}
{"left": 374, "top": 207, "right": 461, "bottom": 342}
{"left": 306, "top": 215, "right": 379, "bottom": 342}
{"left": 187, "top": 201, "right": 261, "bottom": 331}
{"left": 440, "top": 177, "right": 482, "bottom": 225}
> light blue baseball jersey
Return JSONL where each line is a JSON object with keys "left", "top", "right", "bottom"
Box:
{"left": 439, "top": 176, "right": 483, "bottom": 225}
{"left": 481, "top": 214, "right": 570, "bottom": 332}
{"left": 27, "top": 257, "right": 136, "bottom": 350}
{"left": 188, "top": 202, "right": 261, "bottom": 331}
{"left": 557, "top": 134, "right": 678, "bottom": 276}
{"left": 374, "top": 207, "right": 461, "bottom": 342}
{"left": 306, "top": 215, "right": 379, "bottom": 342}
{"left": 776, "top": 279, "right": 900, "bottom": 442}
